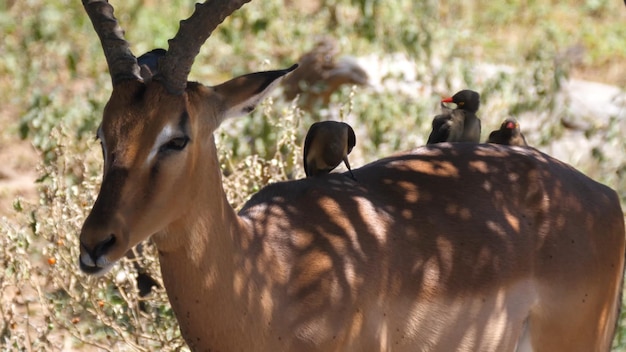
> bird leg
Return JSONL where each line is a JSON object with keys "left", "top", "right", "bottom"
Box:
{"left": 343, "top": 156, "right": 356, "bottom": 181}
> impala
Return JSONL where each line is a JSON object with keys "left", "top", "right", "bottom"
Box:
{"left": 78, "top": 1, "right": 625, "bottom": 351}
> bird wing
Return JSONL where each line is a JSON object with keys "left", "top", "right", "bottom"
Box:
{"left": 427, "top": 114, "right": 452, "bottom": 144}
{"left": 303, "top": 123, "right": 321, "bottom": 177}
{"left": 346, "top": 124, "right": 356, "bottom": 153}
{"left": 486, "top": 130, "right": 502, "bottom": 144}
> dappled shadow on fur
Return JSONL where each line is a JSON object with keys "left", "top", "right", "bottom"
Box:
{"left": 235, "top": 143, "right": 623, "bottom": 351}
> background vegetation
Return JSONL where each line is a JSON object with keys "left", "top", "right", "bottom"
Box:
{"left": 0, "top": 0, "right": 625, "bottom": 350}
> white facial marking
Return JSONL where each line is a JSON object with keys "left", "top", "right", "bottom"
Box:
{"left": 80, "top": 251, "right": 95, "bottom": 267}
{"left": 80, "top": 252, "right": 113, "bottom": 277}
{"left": 144, "top": 124, "right": 176, "bottom": 167}
{"left": 95, "top": 255, "right": 111, "bottom": 268}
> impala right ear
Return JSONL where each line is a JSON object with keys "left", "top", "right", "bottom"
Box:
{"left": 214, "top": 64, "right": 298, "bottom": 119}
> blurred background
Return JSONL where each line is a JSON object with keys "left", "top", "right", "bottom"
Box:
{"left": 0, "top": 0, "right": 624, "bottom": 350}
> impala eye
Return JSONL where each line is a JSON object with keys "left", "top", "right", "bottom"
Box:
{"left": 160, "top": 136, "right": 189, "bottom": 152}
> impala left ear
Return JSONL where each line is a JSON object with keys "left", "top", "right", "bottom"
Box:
{"left": 214, "top": 64, "right": 298, "bottom": 119}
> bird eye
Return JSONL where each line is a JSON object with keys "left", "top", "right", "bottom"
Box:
{"left": 160, "top": 137, "right": 189, "bottom": 152}
{"left": 458, "top": 102, "right": 465, "bottom": 106}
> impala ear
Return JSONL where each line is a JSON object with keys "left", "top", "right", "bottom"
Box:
{"left": 214, "top": 64, "right": 298, "bottom": 119}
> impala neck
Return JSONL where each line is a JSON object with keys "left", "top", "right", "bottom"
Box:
{"left": 154, "top": 156, "right": 240, "bottom": 257}
{"left": 151, "top": 135, "right": 255, "bottom": 348}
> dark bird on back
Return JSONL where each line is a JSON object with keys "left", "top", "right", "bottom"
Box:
{"left": 304, "top": 121, "right": 356, "bottom": 179}
{"left": 487, "top": 118, "right": 528, "bottom": 147}
{"left": 283, "top": 37, "right": 369, "bottom": 110}
{"left": 137, "top": 48, "right": 167, "bottom": 82}
{"left": 426, "top": 89, "right": 481, "bottom": 144}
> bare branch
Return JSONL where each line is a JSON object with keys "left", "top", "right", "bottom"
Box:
{"left": 156, "top": 0, "right": 252, "bottom": 94}
{"left": 82, "top": 0, "right": 141, "bottom": 85}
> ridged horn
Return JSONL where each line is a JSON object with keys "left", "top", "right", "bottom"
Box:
{"left": 155, "top": 0, "right": 252, "bottom": 94}
{"left": 82, "top": 0, "right": 142, "bottom": 85}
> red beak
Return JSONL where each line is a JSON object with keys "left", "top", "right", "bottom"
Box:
{"left": 505, "top": 121, "right": 516, "bottom": 129}
{"left": 441, "top": 97, "right": 453, "bottom": 103}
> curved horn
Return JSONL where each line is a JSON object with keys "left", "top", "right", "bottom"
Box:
{"left": 82, "top": 0, "right": 142, "bottom": 85}
{"left": 156, "top": 0, "right": 252, "bottom": 95}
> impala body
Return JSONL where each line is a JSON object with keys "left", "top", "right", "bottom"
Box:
{"left": 78, "top": 1, "right": 625, "bottom": 351}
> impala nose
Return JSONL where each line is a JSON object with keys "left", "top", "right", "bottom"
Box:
{"left": 79, "top": 234, "right": 116, "bottom": 274}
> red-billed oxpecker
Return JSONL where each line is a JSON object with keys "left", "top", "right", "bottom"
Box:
{"left": 427, "top": 89, "right": 482, "bottom": 144}
{"left": 487, "top": 118, "right": 528, "bottom": 147}
{"left": 304, "top": 121, "right": 356, "bottom": 180}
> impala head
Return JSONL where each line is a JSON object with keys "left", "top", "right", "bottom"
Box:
{"left": 79, "top": 0, "right": 295, "bottom": 275}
